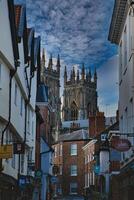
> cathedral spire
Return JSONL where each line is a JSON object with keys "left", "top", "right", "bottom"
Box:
{"left": 77, "top": 69, "right": 79, "bottom": 82}
{"left": 48, "top": 53, "right": 53, "bottom": 70}
{"left": 88, "top": 67, "right": 91, "bottom": 82}
{"left": 41, "top": 48, "right": 45, "bottom": 66}
{"left": 81, "top": 63, "right": 85, "bottom": 80}
{"left": 64, "top": 66, "right": 67, "bottom": 84}
{"left": 72, "top": 66, "right": 75, "bottom": 81}
{"left": 94, "top": 67, "right": 97, "bottom": 87}
{"left": 56, "top": 54, "right": 61, "bottom": 74}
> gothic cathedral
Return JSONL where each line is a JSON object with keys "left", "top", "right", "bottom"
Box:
{"left": 41, "top": 49, "right": 61, "bottom": 141}
{"left": 62, "top": 64, "right": 98, "bottom": 121}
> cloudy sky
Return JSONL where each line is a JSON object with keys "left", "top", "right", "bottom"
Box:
{"left": 15, "top": 0, "right": 118, "bottom": 116}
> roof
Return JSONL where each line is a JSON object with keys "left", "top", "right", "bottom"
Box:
{"left": 108, "top": 0, "right": 128, "bottom": 44}
{"left": 14, "top": 5, "right": 21, "bottom": 30}
{"left": 101, "top": 121, "right": 119, "bottom": 135}
{"left": 7, "top": 0, "right": 19, "bottom": 64}
{"left": 36, "top": 84, "right": 48, "bottom": 104}
{"left": 58, "top": 129, "right": 89, "bottom": 142}
{"left": 14, "top": 5, "right": 26, "bottom": 37}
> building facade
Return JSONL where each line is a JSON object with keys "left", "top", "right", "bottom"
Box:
{"left": 109, "top": 0, "right": 134, "bottom": 199}
{"left": 52, "top": 130, "right": 89, "bottom": 198}
{"left": 62, "top": 65, "right": 98, "bottom": 122}
{"left": 0, "top": 1, "right": 40, "bottom": 199}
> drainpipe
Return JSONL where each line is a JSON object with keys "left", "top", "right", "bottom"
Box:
{"left": 0, "top": 60, "right": 19, "bottom": 172}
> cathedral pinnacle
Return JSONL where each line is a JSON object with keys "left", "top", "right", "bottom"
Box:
{"left": 64, "top": 66, "right": 67, "bottom": 84}
{"left": 41, "top": 48, "right": 45, "bottom": 66}
{"left": 88, "top": 67, "right": 91, "bottom": 82}
{"left": 56, "top": 54, "right": 61, "bottom": 74}
{"left": 48, "top": 54, "right": 53, "bottom": 69}
{"left": 81, "top": 63, "right": 85, "bottom": 80}
{"left": 94, "top": 67, "right": 97, "bottom": 86}
{"left": 77, "top": 69, "right": 79, "bottom": 82}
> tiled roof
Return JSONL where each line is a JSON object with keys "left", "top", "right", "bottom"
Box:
{"left": 14, "top": 5, "right": 22, "bottom": 31}
{"left": 58, "top": 129, "right": 89, "bottom": 142}
{"left": 14, "top": 5, "right": 26, "bottom": 37}
{"left": 36, "top": 84, "right": 48, "bottom": 104}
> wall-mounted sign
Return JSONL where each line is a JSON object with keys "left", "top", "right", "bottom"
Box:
{"left": 111, "top": 138, "right": 131, "bottom": 152}
{"left": 0, "top": 144, "right": 13, "bottom": 159}
{"left": 51, "top": 176, "right": 58, "bottom": 184}
{"left": 13, "top": 143, "right": 25, "bottom": 154}
{"left": 93, "top": 165, "right": 100, "bottom": 174}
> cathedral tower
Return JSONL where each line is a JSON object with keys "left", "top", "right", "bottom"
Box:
{"left": 62, "top": 65, "right": 98, "bottom": 121}
{"left": 41, "top": 51, "right": 61, "bottom": 141}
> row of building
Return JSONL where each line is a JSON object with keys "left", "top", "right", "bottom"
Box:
{"left": 0, "top": 0, "right": 61, "bottom": 200}
{"left": 52, "top": 1, "right": 134, "bottom": 200}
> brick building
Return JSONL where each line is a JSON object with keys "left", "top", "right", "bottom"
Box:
{"left": 89, "top": 111, "right": 105, "bottom": 138}
{"left": 52, "top": 129, "right": 90, "bottom": 198}
{"left": 83, "top": 139, "right": 99, "bottom": 197}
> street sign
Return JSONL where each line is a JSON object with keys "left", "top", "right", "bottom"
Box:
{"left": 13, "top": 143, "right": 25, "bottom": 154}
{"left": 35, "top": 170, "right": 42, "bottom": 178}
{"left": 0, "top": 144, "right": 13, "bottom": 159}
{"left": 93, "top": 165, "right": 100, "bottom": 174}
{"left": 51, "top": 176, "right": 58, "bottom": 184}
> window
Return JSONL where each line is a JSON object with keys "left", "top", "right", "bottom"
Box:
{"left": 71, "top": 165, "right": 77, "bottom": 176}
{"left": 27, "top": 108, "right": 30, "bottom": 134}
{"left": 70, "top": 183, "right": 77, "bottom": 194}
{"left": 20, "top": 96, "right": 23, "bottom": 116}
{"left": 124, "top": 26, "right": 127, "bottom": 67}
{"left": 11, "top": 154, "right": 16, "bottom": 169}
{"left": 21, "top": 154, "right": 24, "bottom": 173}
{"left": 70, "top": 101, "right": 78, "bottom": 120}
{"left": 71, "top": 144, "right": 77, "bottom": 155}
{"left": 14, "top": 83, "right": 17, "bottom": 105}
{"left": 54, "top": 146, "right": 57, "bottom": 157}
{"left": 60, "top": 144, "right": 62, "bottom": 156}
{"left": 59, "top": 165, "right": 62, "bottom": 175}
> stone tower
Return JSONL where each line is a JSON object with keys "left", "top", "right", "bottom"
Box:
{"left": 41, "top": 50, "right": 61, "bottom": 141}
{"left": 62, "top": 64, "right": 98, "bottom": 121}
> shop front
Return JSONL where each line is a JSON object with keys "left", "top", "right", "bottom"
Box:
{"left": 0, "top": 172, "right": 18, "bottom": 200}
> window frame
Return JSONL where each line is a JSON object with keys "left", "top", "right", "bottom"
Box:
{"left": 71, "top": 144, "right": 77, "bottom": 156}
{"left": 71, "top": 165, "right": 77, "bottom": 176}
{"left": 70, "top": 182, "right": 77, "bottom": 194}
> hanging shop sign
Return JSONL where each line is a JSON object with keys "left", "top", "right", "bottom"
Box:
{"left": 111, "top": 138, "right": 131, "bottom": 152}
{"left": 0, "top": 144, "right": 13, "bottom": 159}
{"left": 13, "top": 143, "right": 25, "bottom": 154}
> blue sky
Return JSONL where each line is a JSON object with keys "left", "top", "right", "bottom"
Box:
{"left": 15, "top": 0, "right": 118, "bottom": 116}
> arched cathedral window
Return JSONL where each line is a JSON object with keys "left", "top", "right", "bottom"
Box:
{"left": 71, "top": 101, "right": 78, "bottom": 121}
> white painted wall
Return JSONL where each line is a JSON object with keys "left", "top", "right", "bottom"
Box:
{"left": 0, "top": 0, "right": 14, "bottom": 68}
{"left": 118, "top": 9, "right": 134, "bottom": 160}
{"left": 0, "top": 0, "right": 37, "bottom": 181}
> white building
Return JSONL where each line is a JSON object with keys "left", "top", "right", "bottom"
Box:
{"left": 109, "top": 0, "right": 134, "bottom": 164}
{"left": 0, "top": 1, "right": 39, "bottom": 199}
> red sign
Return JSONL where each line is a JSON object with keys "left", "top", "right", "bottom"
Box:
{"left": 111, "top": 137, "right": 131, "bottom": 152}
